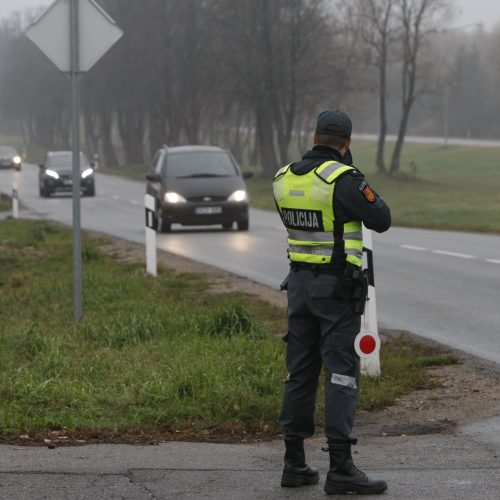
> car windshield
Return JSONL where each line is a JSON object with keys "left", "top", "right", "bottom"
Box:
{"left": 0, "top": 146, "right": 17, "bottom": 157}
{"left": 166, "top": 151, "right": 238, "bottom": 178}
{"left": 46, "top": 153, "right": 90, "bottom": 170}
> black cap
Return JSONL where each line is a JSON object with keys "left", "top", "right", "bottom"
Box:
{"left": 315, "top": 110, "right": 352, "bottom": 138}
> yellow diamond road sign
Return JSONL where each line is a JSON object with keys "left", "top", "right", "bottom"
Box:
{"left": 26, "top": 0, "right": 123, "bottom": 73}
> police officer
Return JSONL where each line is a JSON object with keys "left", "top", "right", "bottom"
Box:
{"left": 273, "top": 110, "right": 391, "bottom": 495}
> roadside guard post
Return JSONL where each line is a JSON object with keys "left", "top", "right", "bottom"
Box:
{"left": 12, "top": 183, "right": 19, "bottom": 219}
{"left": 356, "top": 227, "right": 381, "bottom": 377}
{"left": 144, "top": 194, "right": 157, "bottom": 276}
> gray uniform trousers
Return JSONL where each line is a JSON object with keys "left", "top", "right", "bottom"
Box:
{"left": 279, "top": 267, "right": 361, "bottom": 441}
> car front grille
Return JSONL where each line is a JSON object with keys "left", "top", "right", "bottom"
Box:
{"left": 186, "top": 196, "right": 227, "bottom": 202}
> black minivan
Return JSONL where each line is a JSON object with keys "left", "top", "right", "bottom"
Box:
{"left": 146, "top": 145, "right": 252, "bottom": 232}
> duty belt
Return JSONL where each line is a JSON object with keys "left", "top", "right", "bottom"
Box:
{"left": 290, "top": 262, "right": 344, "bottom": 276}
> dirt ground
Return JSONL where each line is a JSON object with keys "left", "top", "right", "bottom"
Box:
{"left": 96, "top": 234, "right": 500, "bottom": 441}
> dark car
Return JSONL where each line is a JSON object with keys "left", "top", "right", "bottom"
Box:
{"left": 0, "top": 145, "right": 22, "bottom": 171}
{"left": 39, "top": 151, "right": 95, "bottom": 197}
{"left": 146, "top": 145, "right": 252, "bottom": 232}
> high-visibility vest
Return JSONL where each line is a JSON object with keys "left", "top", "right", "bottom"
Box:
{"left": 273, "top": 160, "right": 363, "bottom": 267}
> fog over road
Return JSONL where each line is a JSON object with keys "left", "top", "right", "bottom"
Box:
{"left": 2, "top": 165, "right": 500, "bottom": 365}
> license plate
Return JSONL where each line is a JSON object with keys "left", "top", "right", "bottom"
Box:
{"left": 195, "top": 206, "right": 222, "bottom": 215}
{"left": 63, "top": 180, "right": 72, "bottom": 186}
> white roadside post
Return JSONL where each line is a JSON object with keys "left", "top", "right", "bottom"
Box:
{"left": 355, "top": 226, "right": 381, "bottom": 377}
{"left": 144, "top": 194, "right": 157, "bottom": 277}
{"left": 12, "top": 183, "right": 19, "bottom": 219}
{"left": 26, "top": 0, "right": 123, "bottom": 321}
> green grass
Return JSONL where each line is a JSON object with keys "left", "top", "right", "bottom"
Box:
{"left": 359, "top": 336, "right": 459, "bottom": 411}
{"left": 246, "top": 140, "right": 500, "bottom": 234}
{"left": 0, "top": 193, "right": 10, "bottom": 212}
{"left": 354, "top": 141, "right": 500, "bottom": 233}
{"left": 99, "top": 163, "right": 149, "bottom": 181}
{"left": 0, "top": 220, "right": 458, "bottom": 441}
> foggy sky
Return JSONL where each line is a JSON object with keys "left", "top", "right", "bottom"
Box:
{"left": 1, "top": 0, "right": 500, "bottom": 30}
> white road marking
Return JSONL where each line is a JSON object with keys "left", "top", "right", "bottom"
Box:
{"left": 400, "top": 245, "right": 500, "bottom": 266}
{"left": 400, "top": 245, "right": 427, "bottom": 251}
{"left": 432, "top": 250, "right": 475, "bottom": 259}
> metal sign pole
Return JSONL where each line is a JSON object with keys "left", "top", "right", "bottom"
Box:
{"left": 25, "top": 0, "right": 123, "bottom": 321}
{"left": 71, "top": 0, "right": 82, "bottom": 321}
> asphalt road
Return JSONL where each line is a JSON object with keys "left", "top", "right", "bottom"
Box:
{"left": 2, "top": 165, "right": 500, "bottom": 365}
{"left": 2, "top": 431, "right": 500, "bottom": 499}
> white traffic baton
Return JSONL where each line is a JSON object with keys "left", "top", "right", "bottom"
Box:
{"left": 357, "top": 227, "right": 381, "bottom": 377}
{"left": 144, "top": 194, "right": 157, "bottom": 276}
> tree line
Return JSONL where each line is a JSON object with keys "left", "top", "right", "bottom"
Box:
{"left": 1, "top": 0, "right": 499, "bottom": 177}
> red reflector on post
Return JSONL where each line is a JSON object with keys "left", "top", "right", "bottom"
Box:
{"left": 359, "top": 335, "right": 376, "bottom": 355}
{"left": 354, "top": 329, "right": 379, "bottom": 359}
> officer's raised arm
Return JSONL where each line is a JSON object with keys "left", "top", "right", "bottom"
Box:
{"left": 334, "top": 171, "right": 391, "bottom": 233}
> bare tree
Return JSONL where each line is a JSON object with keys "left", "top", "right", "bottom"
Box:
{"left": 213, "top": 0, "right": 341, "bottom": 175}
{"left": 6, "top": 0, "right": 488, "bottom": 175}
{"left": 356, "top": 0, "right": 397, "bottom": 174}
{"left": 389, "top": 0, "right": 452, "bottom": 175}
{"left": 1, "top": 30, "right": 70, "bottom": 149}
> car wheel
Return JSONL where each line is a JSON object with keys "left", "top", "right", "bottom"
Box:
{"left": 85, "top": 186, "right": 95, "bottom": 197}
{"left": 15, "top": 166, "right": 21, "bottom": 171}
{"left": 237, "top": 219, "right": 249, "bottom": 231}
{"left": 157, "top": 211, "right": 171, "bottom": 233}
{"left": 40, "top": 185, "right": 50, "bottom": 198}
{"left": 222, "top": 222, "right": 233, "bottom": 230}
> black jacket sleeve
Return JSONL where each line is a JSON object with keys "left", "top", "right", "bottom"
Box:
{"left": 334, "top": 170, "right": 391, "bottom": 233}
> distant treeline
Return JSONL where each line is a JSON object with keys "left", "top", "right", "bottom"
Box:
{"left": 0, "top": 0, "right": 498, "bottom": 175}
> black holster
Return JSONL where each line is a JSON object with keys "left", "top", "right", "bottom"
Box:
{"left": 279, "top": 273, "right": 289, "bottom": 291}
{"left": 334, "top": 264, "right": 369, "bottom": 315}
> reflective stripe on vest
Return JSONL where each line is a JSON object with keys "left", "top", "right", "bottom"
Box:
{"left": 316, "top": 161, "right": 354, "bottom": 184}
{"left": 288, "top": 230, "right": 333, "bottom": 242}
{"left": 273, "top": 160, "right": 363, "bottom": 267}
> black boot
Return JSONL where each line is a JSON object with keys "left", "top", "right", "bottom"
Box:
{"left": 324, "top": 440, "right": 387, "bottom": 495}
{"left": 281, "top": 438, "right": 319, "bottom": 487}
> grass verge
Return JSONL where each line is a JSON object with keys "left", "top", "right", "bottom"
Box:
{"left": 246, "top": 140, "right": 500, "bottom": 234}
{"left": 0, "top": 219, "right": 459, "bottom": 444}
{"left": 99, "top": 163, "right": 148, "bottom": 181}
{"left": 0, "top": 193, "right": 10, "bottom": 212}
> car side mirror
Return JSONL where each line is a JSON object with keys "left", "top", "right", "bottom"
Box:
{"left": 146, "top": 173, "right": 161, "bottom": 182}
{"left": 39, "top": 164, "right": 45, "bottom": 169}
{"left": 242, "top": 171, "right": 253, "bottom": 179}
{"left": 90, "top": 162, "right": 96, "bottom": 167}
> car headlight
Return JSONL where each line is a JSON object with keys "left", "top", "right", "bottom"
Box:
{"left": 13, "top": 155, "right": 21, "bottom": 164}
{"left": 228, "top": 190, "right": 247, "bottom": 202}
{"left": 45, "top": 169, "right": 59, "bottom": 179}
{"left": 164, "top": 192, "right": 187, "bottom": 203}
{"left": 81, "top": 168, "right": 94, "bottom": 178}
